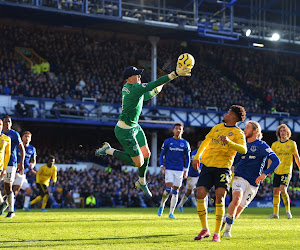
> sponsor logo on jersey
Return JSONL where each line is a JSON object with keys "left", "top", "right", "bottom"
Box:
{"left": 250, "top": 146, "right": 257, "bottom": 152}
{"left": 169, "top": 147, "right": 184, "bottom": 152}
{"left": 228, "top": 132, "right": 233, "bottom": 136}
{"left": 249, "top": 155, "right": 256, "bottom": 159}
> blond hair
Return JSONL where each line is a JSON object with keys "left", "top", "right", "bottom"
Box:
{"left": 246, "top": 120, "right": 263, "bottom": 139}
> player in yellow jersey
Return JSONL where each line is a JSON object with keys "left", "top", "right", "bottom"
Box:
{"left": 0, "top": 119, "right": 11, "bottom": 211}
{"left": 266, "top": 124, "right": 300, "bottom": 219}
{"left": 30, "top": 155, "right": 57, "bottom": 212}
{"left": 192, "top": 105, "right": 247, "bottom": 242}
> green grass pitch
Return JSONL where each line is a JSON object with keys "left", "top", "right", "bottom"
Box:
{"left": 1, "top": 207, "right": 300, "bottom": 249}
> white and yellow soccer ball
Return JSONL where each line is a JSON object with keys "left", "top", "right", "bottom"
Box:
{"left": 177, "top": 53, "right": 195, "bottom": 69}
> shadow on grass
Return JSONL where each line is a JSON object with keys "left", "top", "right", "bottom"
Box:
{"left": 0, "top": 234, "right": 179, "bottom": 248}
{"left": 0, "top": 218, "right": 158, "bottom": 224}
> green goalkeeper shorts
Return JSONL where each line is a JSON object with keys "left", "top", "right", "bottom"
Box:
{"left": 114, "top": 124, "right": 147, "bottom": 157}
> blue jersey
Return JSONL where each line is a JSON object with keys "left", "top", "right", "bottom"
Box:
{"left": 160, "top": 137, "right": 191, "bottom": 171}
{"left": 188, "top": 149, "right": 203, "bottom": 177}
{"left": 3, "top": 129, "right": 22, "bottom": 166}
{"left": 17, "top": 144, "right": 36, "bottom": 173}
{"left": 234, "top": 139, "right": 276, "bottom": 187}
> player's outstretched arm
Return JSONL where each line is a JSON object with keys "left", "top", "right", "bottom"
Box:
{"left": 143, "top": 84, "right": 165, "bottom": 101}
{"left": 256, "top": 154, "right": 280, "bottom": 185}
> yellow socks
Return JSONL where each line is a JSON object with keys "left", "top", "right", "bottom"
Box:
{"left": 281, "top": 193, "right": 290, "bottom": 213}
{"left": 273, "top": 194, "right": 280, "bottom": 215}
{"left": 197, "top": 199, "right": 208, "bottom": 229}
{"left": 42, "top": 195, "right": 49, "bottom": 209}
{"left": 215, "top": 203, "right": 225, "bottom": 234}
{"left": 30, "top": 196, "right": 42, "bottom": 205}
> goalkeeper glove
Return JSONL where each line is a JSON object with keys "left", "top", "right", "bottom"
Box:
{"left": 168, "top": 64, "right": 192, "bottom": 80}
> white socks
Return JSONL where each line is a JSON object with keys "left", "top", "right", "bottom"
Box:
{"left": 7, "top": 191, "right": 14, "bottom": 212}
{"left": 24, "top": 195, "right": 30, "bottom": 208}
{"left": 160, "top": 189, "right": 171, "bottom": 207}
{"left": 169, "top": 193, "right": 178, "bottom": 215}
{"left": 178, "top": 194, "right": 189, "bottom": 207}
{"left": 0, "top": 191, "right": 4, "bottom": 204}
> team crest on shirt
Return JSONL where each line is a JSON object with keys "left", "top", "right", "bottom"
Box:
{"left": 142, "top": 83, "right": 147, "bottom": 88}
{"left": 286, "top": 145, "right": 290, "bottom": 149}
{"left": 250, "top": 146, "right": 257, "bottom": 152}
{"left": 133, "top": 145, "right": 138, "bottom": 151}
{"left": 228, "top": 132, "right": 233, "bottom": 136}
{"left": 180, "top": 143, "right": 184, "bottom": 147}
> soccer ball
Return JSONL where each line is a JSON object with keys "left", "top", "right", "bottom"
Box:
{"left": 177, "top": 53, "right": 195, "bottom": 69}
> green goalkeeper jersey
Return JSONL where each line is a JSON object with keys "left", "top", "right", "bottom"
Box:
{"left": 119, "top": 75, "right": 170, "bottom": 127}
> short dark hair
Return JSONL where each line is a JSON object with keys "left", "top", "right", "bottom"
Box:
{"left": 2, "top": 115, "right": 11, "bottom": 121}
{"left": 22, "top": 131, "right": 32, "bottom": 137}
{"left": 230, "top": 105, "right": 246, "bottom": 122}
{"left": 174, "top": 123, "right": 184, "bottom": 128}
{"left": 48, "top": 155, "right": 56, "bottom": 161}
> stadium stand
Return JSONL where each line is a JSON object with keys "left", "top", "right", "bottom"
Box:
{"left": 0, "top": 21, "right": 299, "bottom": 115}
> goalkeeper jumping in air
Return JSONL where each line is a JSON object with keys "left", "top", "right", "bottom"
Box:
{"left": 95, "top": 60, "right": 192, "bottom": 197}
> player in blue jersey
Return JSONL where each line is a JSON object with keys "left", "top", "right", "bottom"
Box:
{"left": 157, "top": 123, "right": 191, "bottom": 219}
{"left": 177, "top": 141, "right": 202, "bottom": 211}
{"left": 221, "top": 121, "right": 280, "bottom": 237}
{"left": 14, "top": 131, "right": 37, "bottom": 211}
{"left": 0, "top": 116, "right": 25, "bottom": 218}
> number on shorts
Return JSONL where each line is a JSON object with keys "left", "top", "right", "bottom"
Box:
{"left": 6, "top": 172, "right": 12, "bottom": 180}
{"left": 246, "top": 194, "right": 251, "bottom": 201}
{"left": 281, "top": 175, "right": 288, "bottom": 185}
{"left": 220, "top": 174, "right": 227, "bottom": 183}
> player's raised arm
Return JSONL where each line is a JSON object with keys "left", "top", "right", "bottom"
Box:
{"left": 137, "top": 54, "right": 194, "bottom": 96}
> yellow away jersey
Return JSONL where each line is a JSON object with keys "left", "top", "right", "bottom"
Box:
{"left": 36, "top": 164, "right": 57, "bottom": 187}
{"left": 272, "top": 140, "right": 297, "bottom": 175}
{"left": 200, "top": 123, "right": 246, "bottom": 169}
{"left": 0, "top": 134, "right": 11, "bottom": 171}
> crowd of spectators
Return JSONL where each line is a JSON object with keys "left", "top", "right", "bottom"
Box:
{"left": 13, "top": 166, "right": 300, "bottom": 210}
{"left": 0, "top": 22, "right": 299, "bottom": 116}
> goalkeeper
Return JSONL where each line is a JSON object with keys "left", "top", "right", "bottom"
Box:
{"left": 96, "top": 62, "right": 192, "bottom": 197}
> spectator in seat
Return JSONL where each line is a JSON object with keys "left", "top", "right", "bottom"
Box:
{"left": 86, "top": 194, "right": 96, "bottom": 208}
{"left": 15, "top": 100, "right": 27, "bottom": 117}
